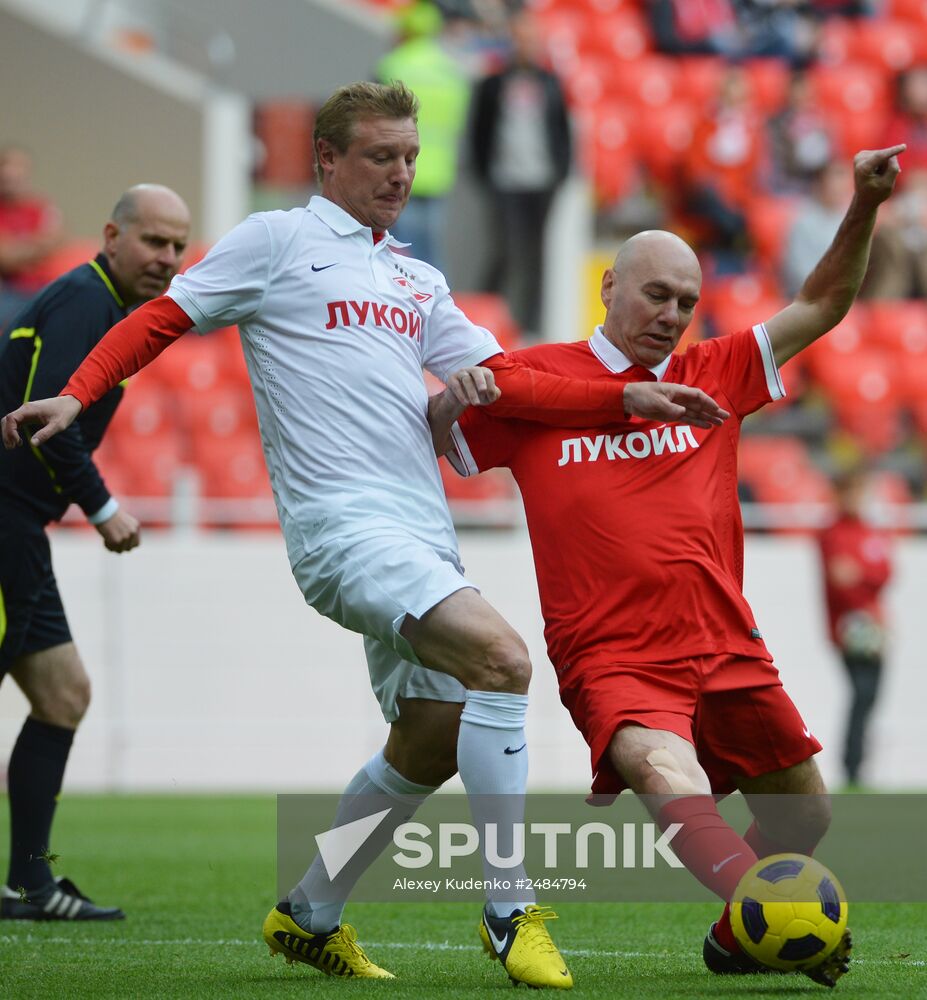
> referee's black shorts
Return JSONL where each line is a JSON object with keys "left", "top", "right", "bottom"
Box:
{"left": 0, "top": 511, "right": 72, "bottom": 679}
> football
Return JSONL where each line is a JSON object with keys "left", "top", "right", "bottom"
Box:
{"left": 730, "top": 853, "right": 849, "bottom": 971}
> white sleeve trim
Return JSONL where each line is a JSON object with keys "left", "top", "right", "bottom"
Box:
{"left": 87, "top": 497, "right": 119, "bottom": 525}
{"left": 752, "top": 323, "right": 787, "bottom": 402}
{"left": 448, "top": 422, "right": 479, "bottom": 477}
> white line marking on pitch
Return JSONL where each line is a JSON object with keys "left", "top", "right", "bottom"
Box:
{"left": 0, "top": 935, "right": 922, "bottom": 966}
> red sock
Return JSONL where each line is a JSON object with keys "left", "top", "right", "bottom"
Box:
{"left": 656, "top": 796, "right": 758, "bottom": 902}
{"left": 714, "top": 903, "right": 739, "bottom": 952}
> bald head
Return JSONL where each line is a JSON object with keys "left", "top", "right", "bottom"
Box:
{"left": 612, "top": 230, "right": 700, "bottom": 280}
{"left": 601, "top": 230, "right": 702, "bottom": 367}
{"left": 110, "top": 184, "right": 189, "bottom": 228}
{"left": 104, "top": 184, "right": 191, "bottom": 306}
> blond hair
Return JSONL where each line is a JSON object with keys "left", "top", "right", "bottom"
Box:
{"left": 313, "top": 81, "right": 419, "bottom": 182}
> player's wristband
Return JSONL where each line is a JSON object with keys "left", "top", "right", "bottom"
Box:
{"left": 88, "top": 497, "right": 119, "bottom": 525}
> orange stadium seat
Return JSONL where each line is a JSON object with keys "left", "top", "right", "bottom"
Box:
{"left": 111, "top": 379, "right": 180, "bottom": 442}
{"left": 561, "top": 57, "right": 612, "bottom": 107}
{"left": 803, "top": 306, "right": 869, "bottom": 376}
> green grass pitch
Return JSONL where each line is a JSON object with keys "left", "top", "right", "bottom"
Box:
{"left": 0, "top": 795, "right": 923, "bottom": 998}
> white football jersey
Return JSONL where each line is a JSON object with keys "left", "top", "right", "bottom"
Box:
{"left": 167, "top": 196, "right": 500, "bottom": 565}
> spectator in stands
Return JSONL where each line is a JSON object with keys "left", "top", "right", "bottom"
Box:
{"left": 469, "top": 10, "right": 571, "bottom": 339}
{"left": 768, "top": 70, "right": 838, "bottom": 195}
{"left": 377, "top": 1, "right": 470, "bottom": 275}
{"left": 0, "top": 184, "right": 190, "bottom": 922}
{"left": 0, "top": 145, "right": 63, "bottom": 332}
{"left": 817, "top": 468, "right": 892, "bottom": 787}
{"left": 782, "top": 160, "right": 854, "bottom": 297}
{"left": 682, "top": 66, "right": 763, "bottom": 274}
{"left": 649, "top": 0, "right": 816, "bottom": 64}
{"left": 860, "top": 166, "right": 927, "bottom": 299}
{"left": 880, "top": 65, "right": 927, "bottom": 181}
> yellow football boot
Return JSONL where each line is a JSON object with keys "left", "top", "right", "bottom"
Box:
{"left": 263, "top": 900, "right": 394, "bottom": 979}
{"left": 479, "top": 904, "right": 573, "bottom": 989}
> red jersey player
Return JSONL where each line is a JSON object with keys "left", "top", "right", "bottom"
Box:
{"left": 818, "top": 469, "right": 892, "bottom": 787}
{"left": 437, "top": 145, "right": 904, "bottom": 988}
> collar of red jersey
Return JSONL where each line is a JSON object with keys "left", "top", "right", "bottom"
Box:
{"left": 588, "top": 326, "right": 672, "bottom": 381}
{"left": 308, "top": 195, "right": 410, "bottom": 247}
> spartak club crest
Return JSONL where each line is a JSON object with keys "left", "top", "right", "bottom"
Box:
{"left": 393, "top": 276, "right": 432, "bottom": 303}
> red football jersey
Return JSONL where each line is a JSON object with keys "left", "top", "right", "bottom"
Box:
{"left": 817, "top": 514, "right": 892, "bottom": 646}
{"left": 451, "top": 326, "right": 784, "bottom": 668}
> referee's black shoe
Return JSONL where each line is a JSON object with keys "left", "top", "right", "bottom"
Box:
{"left": 0, "top": 877, "right": 125, "bottom": 920}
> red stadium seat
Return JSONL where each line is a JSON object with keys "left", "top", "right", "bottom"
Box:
{"left": 705, "top": 273, "right": 786, "bottom": 338}
{"left": 807, "top": 63, "right": 890, "bottom": 119}
{"left": 866, "top": 301, "right": 927, "bottom": 357}
{"left": 453, "top": 293, "right": 522, "bottom": 351}
{"left": 742, "top": 58, "right": 790, "bottom": 114}
{"left": 195, "top": 431, "right": 271, "bottom": 499}
{"left": 31, "top": 240, "right": 100, "bottom": 285}
{"left": 844, "top": 18, "right": 927, "bottom": 73}
{"left": 561, "top": 57, "right": 612, "bottom": 107}
{"left": 738, "top": 436, "right": 833, "bottom": 506}
{"left": 184, "top": 384, "right": 258, "bottom": 458}
{"left": 675, "top": 56, "right": 727, "bottom": 106}
{"left": 810, "top": 348, "right": 902, "bottom": 453}
{"left": 111, "top": 379, "right": 181, "bottom": 442}
{"left": 98, "top": 429, "right": 184, "bottom": 498}
{"left": 634, "top": 101, "right": 697, "bottom": 187}
{"left": 144, "top": 331, "right": 225, "bottom": 394}
{"left": 578, "top": 9, "right": 652, "bottom": 62}
{"left": 576, "top": 104, "right": 641, "bottom": 204}
{"left": 885, "top": 0, "right": 927, "bottom": 21}
{"left": 611, "top": 55, "right": 679, "bottom": 110}
{"left": 803, "top": 307, "right": 869, "bottom": 376}
{"left": 745, "top": 196, "right": 800, "bottom": 272}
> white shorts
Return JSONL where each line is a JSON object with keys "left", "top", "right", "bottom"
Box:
{"left": 292, "top": 532, "right": 471, "bottom": 721}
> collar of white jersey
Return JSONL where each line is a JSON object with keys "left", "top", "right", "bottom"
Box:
{"left": 587, "top": 326, "right": 673, "bottom": 381}
{"left": 307, "top": 195, "right": 410, "bottom": 247}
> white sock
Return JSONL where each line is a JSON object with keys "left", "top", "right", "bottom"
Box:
{"left": 289, "top": 750, "right": 435, "bottom": 932}
{"left": 457, "top": 690, "right": 535, "bottom": 917}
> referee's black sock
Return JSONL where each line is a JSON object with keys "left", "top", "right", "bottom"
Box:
{"left": 6, "top": 717, "right": 74, "bottom": 891}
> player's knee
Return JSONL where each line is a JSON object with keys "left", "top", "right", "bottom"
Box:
{"left": 35, "top": 673, "right": 91, "bottom": 728}
{"left": 473, "top": 631, "right": 531, "bottom": 694}
{"left": 626, "top": 746, "right": 709, "bottom": 796}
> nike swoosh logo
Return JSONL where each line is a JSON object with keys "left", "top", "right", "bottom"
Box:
{"left": 311, "top": 263, "right": 338, "bottom": 272}
{"left": 712, "top": 852, "right": 742, "bottom": 874}
{"left": 504, "top": 744, "right": 526, "bottom": 755}
{"left": 485, "top": 923, "right": 509, "bottom": 954}
{"left": 803, "top": 727, "right": 812, "bottom": 739}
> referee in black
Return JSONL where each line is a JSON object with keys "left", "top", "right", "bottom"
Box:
{"left": 0, "top": 184, "right": 189, "bottom": 920}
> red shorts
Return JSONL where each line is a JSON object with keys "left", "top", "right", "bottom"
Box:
{"left": 556, "top": 651, "right": 822, "bottom": 795}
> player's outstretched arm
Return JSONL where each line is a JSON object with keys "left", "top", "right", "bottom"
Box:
{"left": 429, "top": 366, "right": 502, "bottom": 455}
{"left": 624, "top": 382, "right": 730, "bottom": 428}
{"left": 2, "top": 394, "right": 82, "bottom": 448}
{"left": 764, "top": 145, "right": 905, "bottom": 366}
